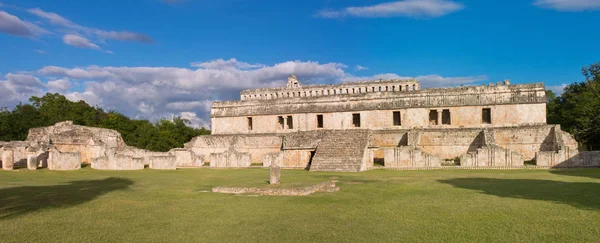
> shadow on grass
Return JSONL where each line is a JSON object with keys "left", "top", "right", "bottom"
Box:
{"left": 549, "top": 169, "right": 600, "bottom": 180}
{"left": 439, "top": 178, "right": 600, "bottom": 210}
{"left": 0, "top": 177, "right": 133, "bottom": 220}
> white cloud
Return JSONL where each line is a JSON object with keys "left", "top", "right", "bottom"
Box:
{"left": 547, "top": 84, "right": 567, "bottom": 95}
{"left": 534, "top": 0, "right": 600, "bottom": 11}
{"left": 34, "top": 49, "right": 45, "bottom": 54}
{"left": 166, "top": 101, "right": 212, "bottom": 111}
{"left": 63, "top": 34, "right": 100, "bottom": 50}
{"left": 191, "top": 58, "right": 265, "bottom": 69}
{"left": 1, "top": 58, "right": 489, "bottom": 129}
{"left": 0, "top": 73, "right": 45, "bottom": 107}
{"left": 0, "top": 10, "right": 46, "bottom": 37}
{"left": 317, "top": 0, "right": 464, "bottom": 18}
{"left": 355, "top": 65, "right": 369, "bottom": 71}
{"left": 47, "top": 78, "right": 71, "bottom": 92}
{"left": 28, "top": 8, "right": 153, "bottom": 43}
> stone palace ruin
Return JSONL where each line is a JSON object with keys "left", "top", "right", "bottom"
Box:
{"left": 1, "top": 75, "right": 599, "bottom": 171}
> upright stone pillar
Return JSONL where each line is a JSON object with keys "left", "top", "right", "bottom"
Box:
{"left": 269, "top": 165, "right": 280, "bottom": 185}
{"left": 1, "top": 149, "right": 15, "bottom": 170}
{"left": 437, "top": 110, "right": 442, "bottom": 126}
{"left": 27, "top": 154, "right": 38, "bottom": 170}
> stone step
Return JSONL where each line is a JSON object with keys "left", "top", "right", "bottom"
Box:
{"left": 309, "top": 130, "right": 370, "bottom": 172}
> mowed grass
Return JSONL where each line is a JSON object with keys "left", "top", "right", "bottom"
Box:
{"left": 1, "top": 168, "right": 600, "bottom": 242}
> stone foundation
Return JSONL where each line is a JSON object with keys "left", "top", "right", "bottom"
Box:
{"left": 212, "top": 181, "right": 339, "bottom": 196}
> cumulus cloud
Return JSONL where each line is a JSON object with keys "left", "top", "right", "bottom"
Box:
{"left": 0, "top": 10, "right": 46, "bottom": 37}
{"left": 317, "top": 0, "right": 464, "bottom": 18}
{"left": 534, "top": 0, "right": 600, "bottom": 11}
{"left": 0, "top": 73, "right": 45, "bottom": 107}
{"left": 46, "top": 78, "right": 71, "bottom": 92}
{"left": 1, "top": 58, "right": 488, "bottom": 129}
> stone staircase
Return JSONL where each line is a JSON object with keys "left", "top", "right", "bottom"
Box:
{"left": 310, "top": 130, "right": 371, "bottom": 172}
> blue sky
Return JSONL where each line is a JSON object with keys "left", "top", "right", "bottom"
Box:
{"left": 1, "top": 0, "right": 599, "bottom": 127}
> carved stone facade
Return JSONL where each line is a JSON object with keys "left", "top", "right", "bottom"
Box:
{"left": 183, "top": 76, "right": 597, "bottom": 171}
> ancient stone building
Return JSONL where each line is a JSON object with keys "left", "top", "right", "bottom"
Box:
{"left": 186, "top": 75, "right": 598, "bottom": 171}
{"left": 2, "top": 75, "right": 598, "bottom": 172}
{"left": 1, "top": 121, "right": 202, "bottom": 171}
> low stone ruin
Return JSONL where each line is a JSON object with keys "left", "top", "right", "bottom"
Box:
{"left": 212, "top": 181, "right": 339, "bottom": 196}
{"left": 48, "top": 149, "right": 81, "bottom": 171}
{"left": 0, "top": 121, "right": 205, "bottom": 171}
{"left": 147, "top": 156, "right": 177, "bottom": 170}
{"left": 210, "top": 148, "right": 251, "bottom": 168}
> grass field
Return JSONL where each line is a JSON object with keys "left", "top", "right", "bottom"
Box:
{"left": 1, "top": 167, "right": 600, "bottom": 242}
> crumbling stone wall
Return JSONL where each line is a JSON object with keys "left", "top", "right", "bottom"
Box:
{"left": 26, "top": 121, "right": 124, "bottom": 164}
{"left": 262, "top": 152, "right": 283, "bottom": 167}
{"left": 210, "top": 148, "right": 251, "bottom": 168}
{"left": 185, "top": 134, "right": 281, "bottom": 163}
{"left": 147, "top": 156, "right": 177, "bottom": 170}
{"left": 92, "top": 151, "right": 145, "bottom": 170}
{"left": 383, "top": 147, "right": 441, "bottom": 168}
{"left": 48, "top": 149, "right": 81, "bottom": 170}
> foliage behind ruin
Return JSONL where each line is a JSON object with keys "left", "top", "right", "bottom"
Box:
{"left": 0, "top": 93, "right": 210, "bottom": 152}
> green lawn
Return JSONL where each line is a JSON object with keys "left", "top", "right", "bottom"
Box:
{"left": 1, "top": 167, "right": 600, "bottom": 242}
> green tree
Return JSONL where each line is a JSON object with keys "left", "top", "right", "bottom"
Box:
{"left": 547, "top": 62, "right": 600, "bottom": 150}
{"left": 0, "top": 93, "right": 211, "bottom": 151}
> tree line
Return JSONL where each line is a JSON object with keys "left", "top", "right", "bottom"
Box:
{"left": 0, "top": 93, "right": 210, "bottom": 152}
{"left": 547, "top": 62, "right": 600, "bottom": 151}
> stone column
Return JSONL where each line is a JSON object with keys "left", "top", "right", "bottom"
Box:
{"left": 270, "top": 165, "right": 280, "bottom": 185}
{"left": 437, "top": 110, "right": 442, "bottom": 126}
{"left": 27, "top": 153, "right": 38, "bottom": 170}
{"left": 1, "top": 149, "right": 14, "bottom": 170}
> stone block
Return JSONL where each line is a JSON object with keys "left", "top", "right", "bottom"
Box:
{"left": 147, "top": 156, "right": 177, "bottom": 170}
{"left": 270, "top": 165, "right": 280, "bottom": 185}
{"left": 92, "top": 154, "right": 144, "bottom": 170}
{"left": 171, "top": 149, "right": 204, "bottom": 168}
{"left": 48, "top": 150, "right": 81, "bottom": 170}
{"left": 1, "top": 149, "right": 14, "bottom": 170}
{"left": 27, "top": 153, "right": 38, "bottom": 170}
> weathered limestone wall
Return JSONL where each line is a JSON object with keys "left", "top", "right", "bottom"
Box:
{"left": 282, "top": 150, "right": 312, "bottom": 168}
{"left": 171, "top": 149, "right": 204, "bottom": 168}
{"left": 185, "top": 134, "right": 281, "bottom": 163}
{"left": 210, "top": 148, "right": 251, "bottom": 168}
{"left": 368, "top": 125, "right": 565, "bottom": 161}
{"left": 147, "top": 156, "right": 177, "bottom": 170}
{"left": 48, "top": 150, "right": 81, "bottom": 170}
{"left": 460, "top": 145, "right": 524, "bottom": 167}
{"left": 26, "top": 121, "right": 124, "bottom": 164}
{"left": 213, "top": 83, "right": 546, "bottom": 134}
{"left": 383, "top": 147, "right": 441, "bottom": 168}
{"left": 212, "top": 103, "right": 546, "bottom": 134}
{"left": 262, "top": 152, "right": 284, "bottom": 167}
{"left": 92, "top": 153, "right": 145, "bottom": 170}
